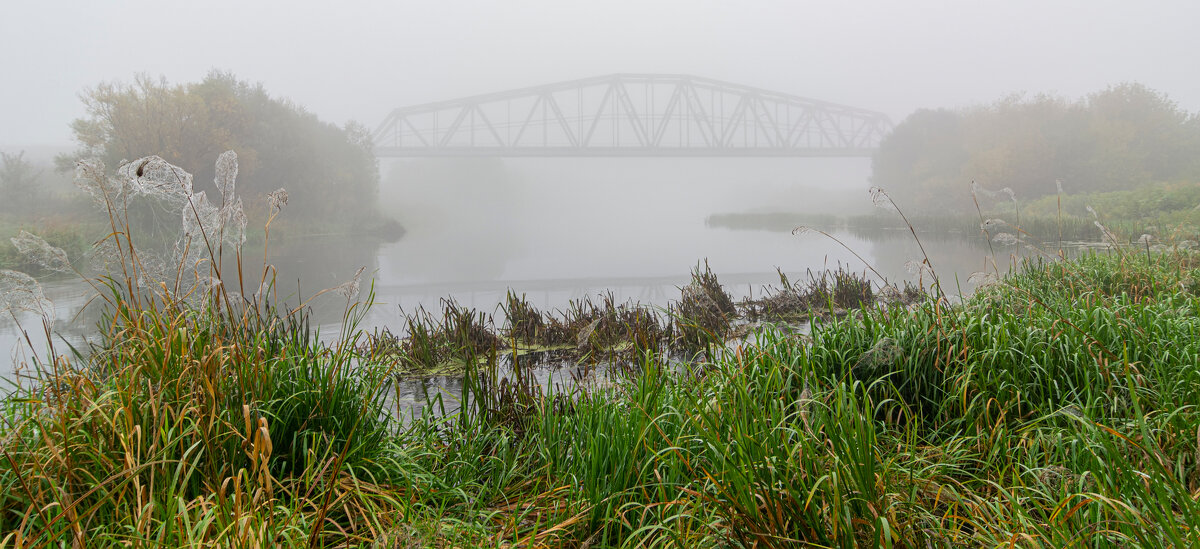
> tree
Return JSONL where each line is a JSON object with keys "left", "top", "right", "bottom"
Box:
{"left": 60, "top": 72, "right": 380, "bottom": 221}
{"left": 871, "top": 84, "right": 1200, "bottom": 213}
{"left": 0, "top": 151, "right": 42, "bottom": 213}
{"left": 1083, "top": 83, "right": 1195, "bottom": 191}
{"left": 870, "top": 108, "right": 970, "bottom": 211}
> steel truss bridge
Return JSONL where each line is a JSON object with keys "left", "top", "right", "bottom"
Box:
{"left": 373, "top": 74, "right": 892, "bottom": 157}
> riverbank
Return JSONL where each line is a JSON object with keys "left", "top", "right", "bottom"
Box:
{"left": 1, "top": 249, "right": 1196, "bottom": 546}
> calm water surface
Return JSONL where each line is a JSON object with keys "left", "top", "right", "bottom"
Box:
{"left": 1, "top": 158, "right": 1054, "bottom": 414}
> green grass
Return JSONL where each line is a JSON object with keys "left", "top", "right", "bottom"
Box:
{"left": 4, "top": 254, "right": 1198, "bottom": 546}
{"left": 3, "top": 152, "right": 1199, "bottom": 546}
{"left": 0, "top": 218, "right": 98, "bottom": 274}
{"left": 387, "top": 251, "right": 1200, "bottom": 547}
{"left": 709, "top": 181, "right": 1200, "bottom": 251}
{"left": 1023, "top": 180, "right": 1200, "bottom": 233}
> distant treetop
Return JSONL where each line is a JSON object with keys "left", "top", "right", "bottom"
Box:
{"left": 871, "top": 83, "right": 1200, "bottom": 212}
{"left": 60, "top": 71, "right": 379, "bottom": 219}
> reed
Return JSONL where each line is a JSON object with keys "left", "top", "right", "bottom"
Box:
{"left": 0, "top": 154, "right": 403, "bottom": 546}
{"left": 2, "top": 160, "right": 1197, "bottom": 547}
{"left": 396, "top": 249, "right": 1199, "bottom": 547}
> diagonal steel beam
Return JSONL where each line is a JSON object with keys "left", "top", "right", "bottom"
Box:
{"left": 582, "top": 81, "right": 617, "bottom": 147}
{"left": 543, "top": 92, "right": 579, "bottom": 148}
{"left": 651, "top": 81, "right": 684, "bottom": 146}
{"left": 614, "top": 80, "right": 650, "bottom": 146}
{"left": 373, "top": 74, "right": 893, "bottom": 157}
{"left": 511, "top": 94, "right": 545, "bottom": 147}
{"left": 472, "top": 104, "right": 506, "bottom": 147}
{"left": 683, "top": 82, "right": 717, "bottom": 147}
{"left": 438, "top": 106, "right": 473, "bottom": 147}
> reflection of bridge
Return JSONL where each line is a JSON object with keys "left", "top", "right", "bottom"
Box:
{"left": 373, "top": 74, "right": 892, "bottom": 157}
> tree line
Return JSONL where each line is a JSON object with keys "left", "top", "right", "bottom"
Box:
{"left": 871, "top": 83, "right": 1200, "bottom": 212}
{"left": 56, "top": 71, "right": 380, "bottom": 222}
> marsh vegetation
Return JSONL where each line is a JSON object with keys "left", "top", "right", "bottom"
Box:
{"left": 0, "top": 152, "right": 1197, "bottom": 548}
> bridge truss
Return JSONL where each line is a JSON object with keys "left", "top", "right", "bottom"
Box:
{"left": 373, "top": 74, "right": 892, "bottom": 157}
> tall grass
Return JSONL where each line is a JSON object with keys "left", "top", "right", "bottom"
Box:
{"left": 2, "top": 158, "right": 1197, "bottom": 547}
{"left": 356, "top": 250, "right": 1198, "bottom": 547}
{"left": 0, "top": 154, "right": 403, "bottom": 546}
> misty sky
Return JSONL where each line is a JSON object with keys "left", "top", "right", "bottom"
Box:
{"left": 2, "top": 0, "right": 1198, "bottom": 147}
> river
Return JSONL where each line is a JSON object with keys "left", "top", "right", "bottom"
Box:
{"left": 1, "top": 158, "right": 1051, "bottom": 405}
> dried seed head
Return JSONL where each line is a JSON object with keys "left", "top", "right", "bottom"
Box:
{"left": 334, "top": 266, "right": 366, "bottom": 300}
{"left": 869, "top": 186, "right": 897, "bottom": 212}
{"left": 267, "top": 188, "right": 289, "bottom": 213}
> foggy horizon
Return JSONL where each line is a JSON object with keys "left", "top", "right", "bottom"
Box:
{"left": 3, "top": 0, "right": 1199, "bottom": 148}
{"left": 4, "top": 3, "right": 1200, "bottom": 542}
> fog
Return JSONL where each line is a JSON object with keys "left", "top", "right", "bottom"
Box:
{"left": 2, "top": 1, "right": 1199, "bottom": 360}
{"left": 3, "top": 1, "right": 1199, "bottom": 147}
{"left": 5, "top": 6, "right": 1200, "bottom": 540}
{"left": 376, "top": 157, "right": 873, "bottom": 280}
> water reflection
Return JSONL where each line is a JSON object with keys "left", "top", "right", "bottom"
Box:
{"left": 3, "top": 157, "right": 1056, "bottom": 376}
{"left": 1, "top": 277, "right": 103, "bottom": 371}
{"left": 1, "top": 224, "right": 1013, "bottom": 375}
{"left": 383, "top": 351, "right": 611, "bottom": 422}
